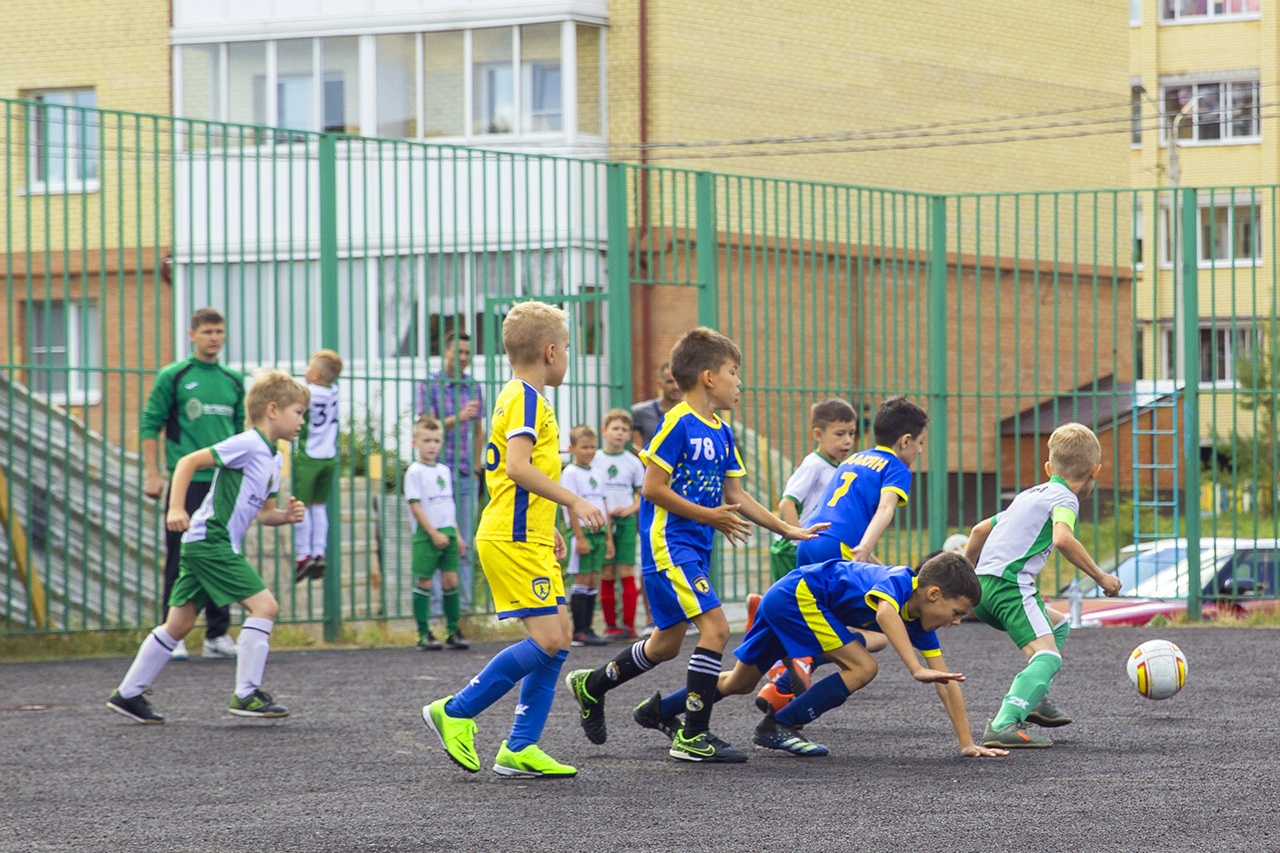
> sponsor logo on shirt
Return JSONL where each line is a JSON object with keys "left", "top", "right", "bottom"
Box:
{"left": 184, "top": 399, "right": 236, "bottom": 420}
{"left": 184, "top": 381, "right": 200, "bottom": 390}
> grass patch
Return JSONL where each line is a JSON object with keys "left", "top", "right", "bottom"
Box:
{"left": 1170, "top": 608, "right": 1280, "bottom": 628}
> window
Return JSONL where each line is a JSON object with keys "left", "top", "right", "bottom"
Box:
{"left": 1132, "top": 0, "right": 1144, "bottom": 24}
{"left": 1158, "top": 194, "right": 1261, "bottom": 267}
{"left": 522, "top": 24, "right": 562, "bottom": 132}
{"left": 423, "top": 31, "right": 465, "bottom": 137}
{"left": 473, "top": 28, "right": 514, "bottom": 134}
{"left": 1199, "top": 326, "right": 1257, "bottom": 383}
{"left": 321, "top": 37, "right": 360, "bottom": 134}
{"left": 1161, "top": 0, "right": 1259, "bottom": 22}
{"left": 1131, "top": 86, "right": 1144, "bottom": 146}
{"left": 1133, "top": 203, "right": 1145, "bottom": 269}
{"left": 1163, "top": 80, "right": 1259, "bottom": 143}
{"left": 228, "top": 42, "right": 266, "bottom": 128}
{"left": 27, "top": 299, "right": 100, "bottom": 403}
{"left": 179, "top": 45, "right": 221, "bottom": 123}
{"left": 276, "top": 39, "right": 315, "bottom": 132}
{"left": 26, "top": 89, "right": 98, "bottom": 192}
{"left": 375, "top": 34, "right": 417, "bottom": 138}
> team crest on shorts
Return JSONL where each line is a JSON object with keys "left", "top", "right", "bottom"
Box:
{"left": 693, "top": 576, "right": 710, "bottom": 594}
{"left": 686, "top": 692, "right": 704, "bottom": 712}
{"left": 532, "top": 577, "right": 551, "bottom": 601}
{"left": 606, "top": 661, "right": 619, "bottom": 681}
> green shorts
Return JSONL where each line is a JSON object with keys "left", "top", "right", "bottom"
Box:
{"left": 972, "top": 574, "right": 1057, "bottom": 649}
{"left": 293, "top": 453, "right": 339, "bottom": 505}
{"left": 769, "top": 538, "right": 798, "bottom": 584}
{"left": 609, "top": 515, "right": 638, "bottom": 565}
{"left": 169, "top": 541, "right": 267, "bottom": 611}
{"left": 412, "top": 527, "right": 460, "bottom": 579}
{"left": 570, "top": 529, "right": 609, "bottom": 575}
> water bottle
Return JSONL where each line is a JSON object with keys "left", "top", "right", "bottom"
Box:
{"left": 1068, "top": 577, "right": 1083, "bottom": 629}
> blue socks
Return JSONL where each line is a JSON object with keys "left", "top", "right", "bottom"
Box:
{"left": 775, "top": 672, "right": 851, "bottom": 728}
{"left": 445, "top": 637, "right": 552, "bottom": 719}
{"left": 507, "top": 649, "right": 568, "bottom": 751}
{"left": 660, "top": 687, "right": 688, "bottom": 719}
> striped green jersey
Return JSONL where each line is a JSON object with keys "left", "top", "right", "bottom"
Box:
{"left": 975, "top": 476, "right": 1079, "bottom": 584}
{"left": 182, "top": 429, "right": 282, "bottom": 554}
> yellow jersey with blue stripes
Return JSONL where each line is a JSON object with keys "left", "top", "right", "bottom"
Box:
{"left": 476, "top": 379, "right": 560, "bottom": 547}
{"left": 639, "top": 401, "right": 746, "bottom": 573}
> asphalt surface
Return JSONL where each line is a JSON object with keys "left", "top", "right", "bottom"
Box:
{"left": 4, "top": 625, "right": 1277, "bottom": 853}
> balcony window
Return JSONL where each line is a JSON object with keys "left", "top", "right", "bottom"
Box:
{"left": 26, "top": 89, "right": 98, "bottom": 193}
{"left": 1161, "top": 0, "right": 1260, "bottom": 22}
{"left": 1162, "top": 80, "right": 1259, "bottom": 143}
{"left": 27, "top": 299, "right": 100, "bottom": 403}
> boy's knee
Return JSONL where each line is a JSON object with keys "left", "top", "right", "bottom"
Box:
{"left": 415, "top": 578, "right": 432, "bottom": 591}
{"left": 697, "top": 621, "right": 730, "bottom": 650}
{"left": 643, "top": 632, "right": 682, "bottom": 663}
{"left": 842, "top": 657, "right": 877, "bottom": 690}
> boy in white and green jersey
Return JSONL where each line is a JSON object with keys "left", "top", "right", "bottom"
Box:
{"left": 294, "top": 349, "right": 343, "bottom": 582}
{"left": 406, "top": 416, "right": 468, "bottom": 651}
{"left": 107, "top": 371, "right": 310, "bottom": 725}
{"left": 964, "top": 422, "right": 1122, "bottom": 748}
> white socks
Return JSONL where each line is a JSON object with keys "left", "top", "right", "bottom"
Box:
{"left": 234, "top": 617, "right": 274, "bottom": 699}
{"left": 118, "top": 627, "right": 178, "bottom": 699}
{"left": 309, "top": 506, "right": 329, "bottom": 556}
{"left": 295, "top": 511, "right": 312, "bottom": 559}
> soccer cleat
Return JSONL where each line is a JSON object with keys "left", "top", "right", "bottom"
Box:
{"left": 603, "top": 626, "right": 627, "bottom": 641}
{"left": 982, "top": 720, "right": 1052, "bottom": 748}
{"left": 1026, "top": 695, "right": 1073, "bottom": 727}
{"left": 565, "top": 669, "right": 607, "bottom": 744}
{"left": 745, "top": 592, "right": 762, "bottom": 632}
{"left": 571, "top": 630, "right": 607, "bottom": 647}
{"left": 229, "top": 689, "right": 290, "bottom": 718}
{"left": 752, "top": 710, "right": 828, "bottom": 756}
{"left": 106, "top": 690, "right": 165, "bottom": 724}
{"left": 754, "top": 682, "right": 793, "bottom": 716}
{"left": 444, "top": 631, "right": 469, "bottom": 650}
{"left": 422, "top": 696, "right": 480, "bottom": 773}
{"left": 307, "top": 555, "right": 327, "bottom": 580}
{"left": 170, "top": 639, "right": 188, "bottom": 661}
{"left": 669, "top": 729, "right": 748, "bottom": 763}
{"left": 633, "top": 692, "right": 680, "bottom": 739}
{"left": 417, "top": 632, "right": 443, "bottom": 651}
{"left": 788, "top": 656, "right": 814, "bottom": 692}
{"left": 617, "top": 626, "right": 639, "bottom": 640}
{"left": 294, "top": 557, "right": 314, "bottom": 582}
{"left": 492, "top": 740, "right": 578, "bottom": 778}
{"left": 203, "top": 634, "right": 238, "bottom": 659}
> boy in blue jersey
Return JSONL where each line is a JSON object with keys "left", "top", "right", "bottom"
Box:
{"left": 646, "top": 553, "right": 1007, "bottom": 758}
{"left": 566, "top": 327, "right": 828, "bottom": 763}
{"left": 421, "top": 303, "right": 607, "bottom": 778}
{"left": 796, "top": 396, "right": 928, "bottom": 566}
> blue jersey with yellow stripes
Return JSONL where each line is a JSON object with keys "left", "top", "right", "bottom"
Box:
{"left": 801, "top": 446, "right": 912, "bottom": 560}
{"left": 639, "top": 402, "right": 746, "bottom": 573}
{"left": 476, "top": 379, "right": 560, "bottom": 547}
{"left": 791, "top": 559, "right": 941, "bottom": 656}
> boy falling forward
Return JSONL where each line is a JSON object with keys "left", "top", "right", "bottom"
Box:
{"left": 107, "top": 371, "right": 309, "bottom": 723}
{"left": 405, "top": 416, "right": 469, "bottom": 651}
{"left": 965, "top": 422, "right": 1122, "bottom": 748}
{"left": 566, "top": 327, "right": 827, "bottom": 763}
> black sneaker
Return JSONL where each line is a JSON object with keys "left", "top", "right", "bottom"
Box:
{"left": 444, "top": 632, "right": 469, "bottom": 650}
{"left": 294, "top": 557, "right": 316, "bottom": 583}
{"left": 106, "top": 689, "right": 165, "bottom": 724}
{"left": 307, "top": 555, "right": 327, "bottom": 580}
{"left": 565, "top": 669, "right": 607, "bottom": 744}
{"left": 752, "top": 710, "right": 828, "bottom": 756}
{"left": 229, "top": 689, "right": 290, "bottom": 718}
{"left": 633, "top": 692, "right": 680, "bottom": 739}
{"left": 580, "top": 630, "right": 607, "bottom": 647}
{"left": 417, "top": 632, "right": 443, "bottom": 651}
{"left": 669, "top": 728, "right": 748, "bottom": 763}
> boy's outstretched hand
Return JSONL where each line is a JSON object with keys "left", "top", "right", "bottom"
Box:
{"left": 912, "top": 668, "right": 965, "bottom": 684}
{"left": 708, "top": 503, "right": 752, "bottom": 546}
{"left": 962, "top": 744, "right": 1009, "bottom": 758}
{"left": 784, "top": 522, "right": 830, "bottom": 541}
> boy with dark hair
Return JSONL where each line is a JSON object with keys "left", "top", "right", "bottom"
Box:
{"left": 796, "top": 395, "right": 928, "bottom": 567}
{"left": 636, "top": 553, "right": 1006, "bottom": 759}
{"left": 566, "top": 326, "right": 827, "bottom": 763}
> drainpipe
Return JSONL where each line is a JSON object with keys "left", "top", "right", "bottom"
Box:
{"left": 638, "top": 0, "right": 653, "bottom": 390}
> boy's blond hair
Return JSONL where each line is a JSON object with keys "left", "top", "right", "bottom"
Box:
{"left": 569, "top": 423, "right": 597, "bottom": 445}
{"left": 246, "top": 370, "right": 310, "bottom": 426}
{"left": 502, "top": 301, "right": 568, "bottom": 366}
{"left": 310, "top": 349, "right": 344, "bottom": 384}
{"left": 603, "top": 408, "right": 633, "bottom": 430}
{"left": 1048, "top": 422, "right": 1102, "bottom": 482}
{"left": 414, "top": 414, "right": 442, "bottom": 435}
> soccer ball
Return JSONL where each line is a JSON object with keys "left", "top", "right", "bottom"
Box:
{"left": 1126, "top": 639, "right": 1187, "bottom": 700}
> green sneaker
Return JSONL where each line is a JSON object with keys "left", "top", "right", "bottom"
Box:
{"left": 982, "top": 720, "right": 1052, "bottom": 748}
{"left": 1025, "top": 695, "right": 1073, "bottom": 727}
{"left": 228, "top": 689, "right": 289, "bottom": 718}
{"left": 565, "top": 669, "right": 607, "bottom": 744}
{"left": 422, "top": 696, "right": 480, "bottom": 773}
{"left": 492, "top": 740, "right": 578, "bottom": 778}
{"left": 669, "top": 729, "right": 748, "bottom": 763}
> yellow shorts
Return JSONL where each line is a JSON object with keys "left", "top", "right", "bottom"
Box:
{"left": 475, "top": 539, "right": 566, "bottom": 619}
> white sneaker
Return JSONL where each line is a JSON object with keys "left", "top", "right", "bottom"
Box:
{"left": 203, "top": 634, "right": 238, "bottom": 659}
{"left": 170, "top": 639, "right": 188, "bottom": 661}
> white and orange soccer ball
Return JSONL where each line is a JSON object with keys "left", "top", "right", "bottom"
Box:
{"left": 1126, "top": 639, "right": 1187, "bottom": 700}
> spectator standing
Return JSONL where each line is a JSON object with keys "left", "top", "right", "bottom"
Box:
{"left": 630, "top": 362, "right": 683, "bottom": 452}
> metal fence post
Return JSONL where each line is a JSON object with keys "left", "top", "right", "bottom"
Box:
{"left": 927, "top": 196, "right": 949, "bottom": 552}
{"left": 1180, "top": 185, "right": 1202, "bottom": 621}
{"left": 695, "top": 172, "right": 717, "bottom": 327}
{"left": 607, "top": 164, "right": 633, "bottom": 410}
{"left": 318, "top": 133, "right": 343, "bottom": 642}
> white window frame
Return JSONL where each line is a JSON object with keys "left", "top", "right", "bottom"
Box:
{"left": 24, "top": 89, "right": 100, "bottom": 195}
{"left": 1159, "top": 77, "right": 1261, "bottom": 147}
{"left": 1133, "top": 202, "right": 1145, "bottom": 271}
{"left": 28, "top": 299, "right": 101, "bottom": 405}
{"left": 1160, "top": 0, "right": 1260, "bottom": 24}
{"left": 1198, "top": 323, "right": 1260, "bottom": 388}
{"left": 1157, "top": 192, "right": 1263, "bottom": 269}
{"left": 1132, "top": 0, "right": 1144, "bottom": 25}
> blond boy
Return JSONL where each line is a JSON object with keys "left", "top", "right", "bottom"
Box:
{"left": 406, "top": 416, "right": 468, "bottom": 650}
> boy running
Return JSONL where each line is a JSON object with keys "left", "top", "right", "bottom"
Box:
{"left": 597, "top": 409, "right": 645, "bottom": 640}
{"left": 107, "top": 371, "right": 309, "bottom": 723}
{"left": 294, "top": 349, "right": 342, "bottom": 582}
{"left": 965, "top": 422, "right": 1122, "bottom": 748}
{"left": 405, "top": 416, "right": 468, "bottom": 651}
{"left": 566, "top": 327, "right": 827, "bottom": 763}
{"left": 422, "top": 302, "right": 606, "bottom": 778}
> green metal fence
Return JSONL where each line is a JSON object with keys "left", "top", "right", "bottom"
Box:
{"left": 4, "top": 97, "right": 1280, "bottom": 635}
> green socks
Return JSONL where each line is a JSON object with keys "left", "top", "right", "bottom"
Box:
{"left": 412, "top": 587, "right": 431, "bottom": 635}
{"left": 442, "top": 587, "right": 461, "bottom": 635}
{"left": 991, "top": 649, "right": 1062, "bottom": 729}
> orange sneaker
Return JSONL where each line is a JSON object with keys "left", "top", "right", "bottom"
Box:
{"left": 788, "top": 656, "right": 814, "bottom": 692}
{"left": 754, "top": 681, "right": 793, "bottom": 715}
{"left": 764, "top": 662, "right": 787, "bottom": 681}
{"left": 745, "top": 593, "right": 762, "bottom": 632}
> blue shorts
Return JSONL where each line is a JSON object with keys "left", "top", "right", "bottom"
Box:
{"left": 732, "top": 573, "right": 860, "bottom": 670}
{"left": 643, "top": 562, "right": 721, "bottom": 630}
{"left": 795, "top": 535, "right": 850, "bottom": 567}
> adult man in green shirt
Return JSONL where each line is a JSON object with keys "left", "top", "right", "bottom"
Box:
{"left": 142, "top": 308, "right": 246, "bottom": 660}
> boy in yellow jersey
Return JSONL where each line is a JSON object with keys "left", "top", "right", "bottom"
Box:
{"left": 421, "top": 303, "right": 606, "bottom": 778}
{"left": 566, "top": 327, "right": 828, "bottom": 763}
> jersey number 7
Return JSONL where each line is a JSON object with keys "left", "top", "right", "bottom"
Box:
{"left": 826, "top": 471, "right": 857, "bottom": 506}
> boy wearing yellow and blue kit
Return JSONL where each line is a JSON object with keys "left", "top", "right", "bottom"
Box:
{"left": 422, "top": 302, "right": 606, "bottom": 778}
{"left": 566, "top": 327, "right": 827, "bottom": 763}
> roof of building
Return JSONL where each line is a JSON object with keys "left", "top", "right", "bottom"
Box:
{"left": 999, "top": 377, "right": 1180, "bottom": 436}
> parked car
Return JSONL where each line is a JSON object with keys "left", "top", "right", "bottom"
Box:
{"left": 1050, "top": 538, "right": 1280, "bottom": 626}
